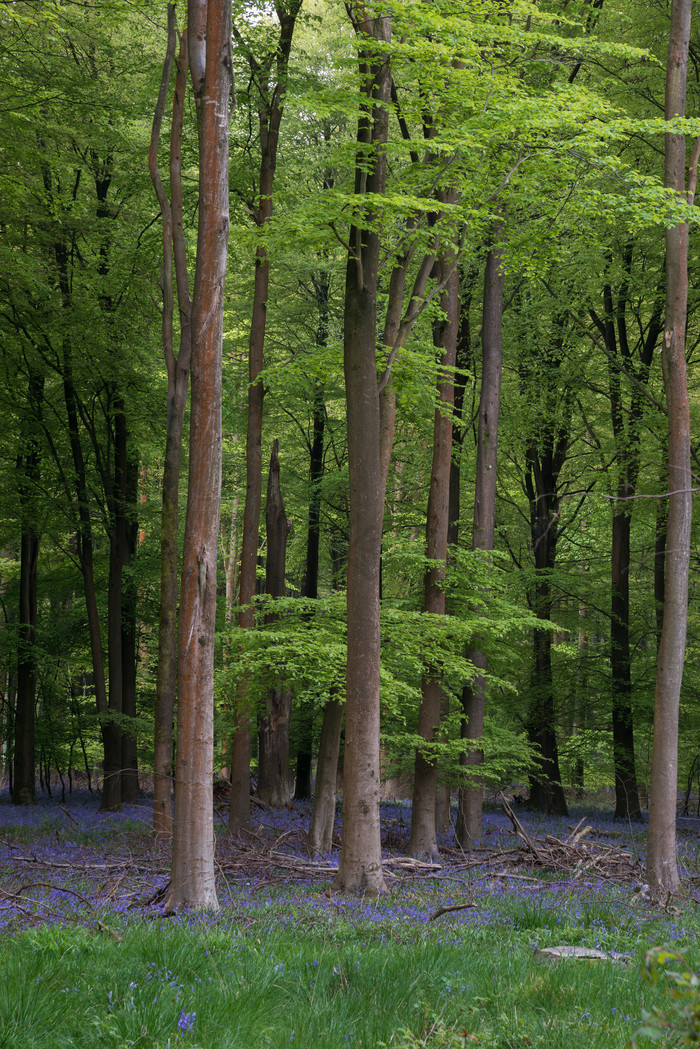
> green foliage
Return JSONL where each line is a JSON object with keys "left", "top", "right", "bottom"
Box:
{"left": 630, "top": 948, "right": 700, "bottom": 1047}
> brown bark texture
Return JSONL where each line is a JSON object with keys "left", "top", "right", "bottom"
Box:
{"left": 149, "top": 9, "right": 193, "bottom": 840}
{"left": 648, "top": 0, "right": 692, "bottom": 894}
{"left": 333, "top": 3, "right": 391, "bottom": 896}
{"left": 456, "top": 228, "right": 505, "bottom": 850}
{"left": 165, "top": 0, "right": 230, "bottom": 913}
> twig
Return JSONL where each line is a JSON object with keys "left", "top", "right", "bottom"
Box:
{"left": 429, "top": 902, "right": 478, "bottom": 921}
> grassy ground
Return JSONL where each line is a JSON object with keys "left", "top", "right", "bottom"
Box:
{"left": 1, "top": 792, "right": 699, "bottom": 1048}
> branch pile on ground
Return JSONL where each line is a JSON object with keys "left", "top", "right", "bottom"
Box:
{"left": 216, "top": 829, "right": 441, "bottom": 883}
{"left": 492, "top": 798, "right": 645, "bottom": 884}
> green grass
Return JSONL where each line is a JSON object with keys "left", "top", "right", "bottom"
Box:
{"left": 1, "top": 902, "right": 696, "bottom": 1049}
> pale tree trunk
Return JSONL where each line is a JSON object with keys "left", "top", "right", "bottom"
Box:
{"left": 257, "top": 441, "right": 293, "bottom": 807}
{"left": 456, "top": 227, "right": 504, "bottom": 850}
{"left": 648, "top": 0, "right": 693, "bottom": 894}
{"left": 308, "top": 696, "right": 343, "bottom": 855}
{"left": 149, "top": 7, "right": 193, "bottom": 840}
{"left": 408, "top": 255, "right": 459, "bottom": 860}
{"left": 229, "top": 0, "right": 303, "bottom": 834}
{"left": 333, "top": 2, "right": 391, "bottom": 895}
{"left": 165, "top": 0, "right": 230, "bottom": 913}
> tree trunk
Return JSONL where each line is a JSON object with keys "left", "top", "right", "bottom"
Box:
{"left": 648, "top": 0, "right": 692, "bottom": 894}
{"left": 165, "top": 0, "right": 230, "bottom": 914}
{"left": 525, "top": 444, "right": 568, "bottom": 817}
{"left": 229, "top": 0, "right": 302, "bottom": 833}
{"left": 333, "top": 4, "right": 391, "bottom": 895}
{"left": 308, "top": 696, "right": 344, "bottom": 855}
{"left": 257, "top": 440, "right": 293, "bottom": 808}
{"left": 408, "top": 255, "right": 459, "bottom": 860}
{"left": 456, "top": 228, "right": 504, "bottom": 850}
{"left": 13, "top": 369, "right": 44, "bottom": 806}
{"left": 120, "top": 453, "right": 139, "bottom": 803}
{"left": 295, "top": 297, "right": 328, "bottom": 800}
{"left": 149, "top": 8, "right": 192, "bottom": 839}
{"left": 590, "top": 267, "right": 661, "bottom": 822}
{"left": 610, "top": 507, "right": 642, "bottom": 819}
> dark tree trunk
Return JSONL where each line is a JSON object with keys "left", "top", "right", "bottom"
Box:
{"left": 120, "top": 453, "right": 139, "bottom": 803}
{"left": 333, "top": 3, "right": 391, "bottom": 895}
{"left": 590, "top": 265, "right": 662, "bottom": 822}
{"left": 229, "top": 0, "right": 302, "bottom": 834}
{"left": 257, "top": 441, "right": 293, "bottom": 807}
{"left": 165, "top": 0, "right": 230, "bottom": 914}
{"left": 409, "top": 254, "right": 459, "bottom": 860}
{"left": 149, "top": 8, "right": 192, "bottom": 840}
{"left": 525, "top": 441, "right": 568, "bottom": 817}
{"left": 456, "top": 228, "right": 505, "bottom": 849}
{"left": 648, "top": 0, "right": 692, "bottom": 893}
{"left": 295, "top": 290, "right": 328, "bottom": 801}
{"left": 13, "top": 369, "right": 44, "bottom": 806}
{"left": 610, "top": 507, "right": 642, "bottom": 819}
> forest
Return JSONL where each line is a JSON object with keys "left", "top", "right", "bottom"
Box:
{"left": 0, "top": 0, "right": 698, "bottom": 913}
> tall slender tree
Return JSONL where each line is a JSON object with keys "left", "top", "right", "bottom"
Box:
{"left": 647, "top": 0, "right": 693, "bottom": 894}
{"left": 165, "top": 0, "right": 231, "bottom": 913}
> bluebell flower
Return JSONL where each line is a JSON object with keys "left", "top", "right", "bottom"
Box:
{"left": 178, "top": 1010, "right": 196, "bottom": 1032}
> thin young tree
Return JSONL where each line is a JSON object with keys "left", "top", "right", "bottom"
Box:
{"left": 647, "top": 0, "right": 693, "bottom": 894}
{"left": 456, "top": 222, "right": 505, "bottom": 850}
{"left": 149, "top": 5, "right": 193, "bottom": 840}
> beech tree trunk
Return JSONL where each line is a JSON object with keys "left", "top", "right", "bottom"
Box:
{"left": 149, "top": 7, "right": 193, "bottom": 840}
{"left": 648, "top": 0, "right": 692, "bottom": 894}
{"left": 408, "top": 255, "right": 459, "bottom": 860}
{"left": 13, "top": 369, "right": 44, "bottom": 806}
{"left": 229, "top": 0, "right": 302, "bottom": 833}
{"left": 308, "top": 696, "right": 344, "bottom": 855}
{"left": 333, "top": 3, "right": 391, "bottom": 895}
{"left": 257, "top": 441, "right": 292, "bottom": 808}
{"left": 165, "top": 0, "right": 230, "bottom": 914}
{"left": 456, "top": 228, "right": 504, "bottom": 850}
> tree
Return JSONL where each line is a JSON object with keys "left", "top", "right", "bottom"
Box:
{"left": 333, "top": 0, "right": 391, "bottom": 896}
{"left": 149, "top": 4, "right": 193, "bottom": 841}
{"left": 456, "top": 222, "right": 505, "bottom": 850}
{"left": 229, "top": 0, "right": 304, "bottom": 834}
{"left": 647, "top": 0, "right": 693, "bottom": 894}
{"left": 165, "top": 0, "right": 231, "bottom": 913}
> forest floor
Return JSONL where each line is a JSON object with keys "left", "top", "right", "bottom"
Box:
{"left": 1, "top": 787, "right": 699, "bottom": 1048}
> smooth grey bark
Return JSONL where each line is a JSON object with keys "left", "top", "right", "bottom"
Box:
{"left": 648, "top": 0, "right": 693, "bottom": 894}
{"left": 333, "top": 2, "right": 391, "bottom": 895}
{"left": 308, "top": 696, "right": 344, "bottom": 855}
